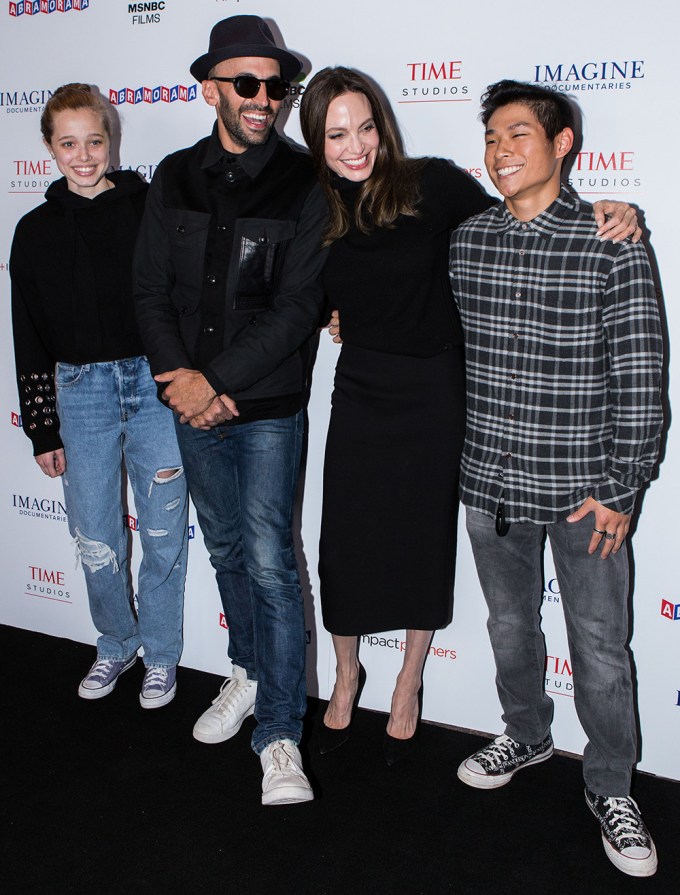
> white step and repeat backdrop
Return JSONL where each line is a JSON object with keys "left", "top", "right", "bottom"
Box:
{"left": 1, "top": 1, "right": 678, "bottom": 780}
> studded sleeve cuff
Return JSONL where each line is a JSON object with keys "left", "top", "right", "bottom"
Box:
{"left": 18, "top": 370, "right": 63, "bottom": 456}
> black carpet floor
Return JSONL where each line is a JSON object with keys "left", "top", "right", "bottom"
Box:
{"left": 3, "top": 624, "right": 678, "bottom": 894}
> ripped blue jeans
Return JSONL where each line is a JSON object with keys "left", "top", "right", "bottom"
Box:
{"left": 56, "top": 356, "right": 188, "bottom": 667}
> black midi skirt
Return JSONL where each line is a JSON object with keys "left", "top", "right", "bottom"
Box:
{"left": 319, "top": 343, "right": 466, "bottom": 636}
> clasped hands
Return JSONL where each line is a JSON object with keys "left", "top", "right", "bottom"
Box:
{"left": 155, "top": 368, "right": 239, "bottom": 429}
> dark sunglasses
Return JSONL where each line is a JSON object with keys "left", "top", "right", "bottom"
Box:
{"left": 211, "top": 75, "right": 291, "bottom": 101}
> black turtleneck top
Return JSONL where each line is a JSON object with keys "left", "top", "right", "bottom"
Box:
{"left": 321, "top": 158, "right": 495, "bottom": 357}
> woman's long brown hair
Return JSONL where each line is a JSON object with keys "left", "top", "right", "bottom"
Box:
{"left": 299, "top": 67, "right": 424, "bottom": 245}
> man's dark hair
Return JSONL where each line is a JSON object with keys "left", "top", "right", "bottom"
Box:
{"left": 481, "top": 79, "right": 574, "bottom": 140}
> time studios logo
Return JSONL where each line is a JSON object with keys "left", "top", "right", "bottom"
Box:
{"left": 567, "top": 148, "right": 641, "bottom": 195}
{"left": 8, "top": 157, "right": 53, "bottom": 193}
{"left": 544, "top": 653, "right": 573, "bottom": 697}
{"left": 25, "top": 564, "right": 71, "bottom": 602}
{"left": 399, "top": 60, "right": 470, "bottom": 104}
{"left": 533, "top": 59, "right": 644, "bottom": 93}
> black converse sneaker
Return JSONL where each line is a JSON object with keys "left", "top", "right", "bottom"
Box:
{"left": 585, "top": 788, "right": 658, "bottom": 877}
{"left": 457, "top": 733, "right": 554, "bottom": 789}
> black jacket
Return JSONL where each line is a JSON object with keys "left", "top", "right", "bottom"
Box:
{"left": 134, "top": 127, "right": 328, "bottom": 403}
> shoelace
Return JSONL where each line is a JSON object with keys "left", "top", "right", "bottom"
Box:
{"left": 87, "top": 658, "right": 117, "bottom": 682}
{"left": 601, "top": 798, "right": 648, "bottom": 846}
{"left": 269, "top": 743, "right": 294, "bottom": 771}
{"left": 143, "top": 668, "right": 168, "bottom": 690}
{"left": 477, "top": 735, "right": 518, "bottom": 768}
{"left": 264, "top": 742, "right": 307, "bottom": 781}
{"left": 212, "top": 675, "right": 249, "bottom": 712}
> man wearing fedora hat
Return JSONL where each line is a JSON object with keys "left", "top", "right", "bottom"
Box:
{"left": 135, "top": 15, "right": 328, "bottom": 805}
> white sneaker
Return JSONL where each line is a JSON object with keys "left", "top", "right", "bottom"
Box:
{"left": 260, "top": 739, "right": 314, "bottom": 806}
{"left": 192, "top": 665, "right": 257, "bottom": 744}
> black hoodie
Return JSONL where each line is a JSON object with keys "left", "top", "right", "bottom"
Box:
{"left": 10, "top": 169, "right": 149, "bottom": 455}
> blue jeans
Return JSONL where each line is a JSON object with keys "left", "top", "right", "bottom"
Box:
{"left": 465, "top": 507, "right": 637, "bottom": 796}
{"left": 56, "top": 357, "right": 188, "bottom": 667}
{"left": 174, "top": 412, "right": 307, "bottom": 754}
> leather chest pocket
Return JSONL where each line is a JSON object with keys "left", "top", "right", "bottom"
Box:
{"left": 233, "top": 218, "right": 296, "bottom": 311}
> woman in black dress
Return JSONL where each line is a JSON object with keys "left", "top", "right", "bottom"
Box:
{"left": 300, "top": 67, "right": 638, "bottom": 762}
{"left": 300, "top": 68, "right": 493, "bottom": 762}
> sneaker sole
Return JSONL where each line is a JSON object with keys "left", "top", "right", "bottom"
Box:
{"left": 77, "top": 656, "right": 137, "bottom": 700}
{"left": 192, "top": 704, "right": 256, "bottom": 744}
{"left": 601, "top": 834, "right": 658, "bottom": 877}
{"left": 262, "top": 785, "right": 314, "bottom": 806}
{"left": 457, "top": 744, "right": 554, "bottom": 789}
{"left": 140, "top": 682, "right": 177, "bottom": 710}
{"left": 585, "top": 795, "right": 659, "bottom": 878}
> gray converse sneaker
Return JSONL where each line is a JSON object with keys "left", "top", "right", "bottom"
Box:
{"left": 260, "top": 739, "right": 314, "bottom": 806}
{"left": 457, "top": 733, "right": 554, "bottom": 789}
{"left": 78, "top": 655, "right": 137, "bottom": 700}
{"left": 139, "top": 665, "right": 177, "bottom": 709}
{"left": 192, "top": 665, "right": 257, "bottom": 744}
{"left": 585, "top": 788, "right": 658, "bottom": 877}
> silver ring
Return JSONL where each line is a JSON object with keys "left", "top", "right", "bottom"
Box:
{"left": 593, "top": 528, "right": 606, "bottom": 535}
{"left": 604, "top": 532, "right": 617, "bottom": 541}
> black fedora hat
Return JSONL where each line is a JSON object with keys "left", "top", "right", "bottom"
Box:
{"left": 190, "top": 15, "right": 302, "bottom": 83}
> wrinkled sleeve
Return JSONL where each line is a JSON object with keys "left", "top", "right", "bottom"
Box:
{"left": 10, "top": 224, "right": 62, "bottom": 456}
{"left": 593, "top": 241, "right": 663, "bottom": 512}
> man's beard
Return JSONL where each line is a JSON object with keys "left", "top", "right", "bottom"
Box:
{"left": 218, "top": 93, "right": 278, "bottom": 149}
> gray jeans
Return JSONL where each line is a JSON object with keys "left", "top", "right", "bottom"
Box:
{"left": 465, "top": 507, "right": 637, "bottom": 796}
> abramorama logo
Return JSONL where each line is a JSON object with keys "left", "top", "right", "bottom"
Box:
{"left": 9, "top": 0, "right": 89, "bottom": 15}
{"left": 25, "top": 564, "right": 71, "bottom": 602}
{"left": 399, "top": 60, "right": 470, "bottom": 104}
{"left": 361, "top": 634, "right": 456, "bottom": 661}
{"left": 109, "top": 84, "right": 198, "bottom": 105}
{"left": 218, "top": 612, "right": 312, "bottom": 645}
{"left": 661, "top": 599, "right": 680, "bottom": 621}
{"left": 125, "top": 513, "right": 195, "bottom": 540}
{"left": 534, "top": 59, "right": 644, "bottom": 93}
{"left": 13, "top": 493, "right": 67, "bottom": 522}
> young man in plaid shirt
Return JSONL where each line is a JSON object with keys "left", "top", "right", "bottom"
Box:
{"left": 450, "top": 80, "right": 662, "bottom": 877}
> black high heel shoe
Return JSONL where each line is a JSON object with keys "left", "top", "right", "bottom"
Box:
{"left": 319, "top": 664, "right": 366, "bottom": 755}
{"left": 383, "top": 686, "right": 423, "bottom": 766}
{"left": 383, "top": 730, "right": 418, "bottom": 766}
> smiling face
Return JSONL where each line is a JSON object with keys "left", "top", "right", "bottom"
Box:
{"left": 45, "top": 107, "right": 111, "bottom": 198}
{"left": 324, "top": 91, "right": 380, "bottom": 181}
{"left": 203, "top": 56, "right": 282, "bottom": 154}
{"left": 484, "top": 101, "right": 573, "bottom": 220}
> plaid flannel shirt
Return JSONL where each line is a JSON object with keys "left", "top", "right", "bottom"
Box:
{"left": 449, "top": 186, "right": 662, "bottom": 523}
